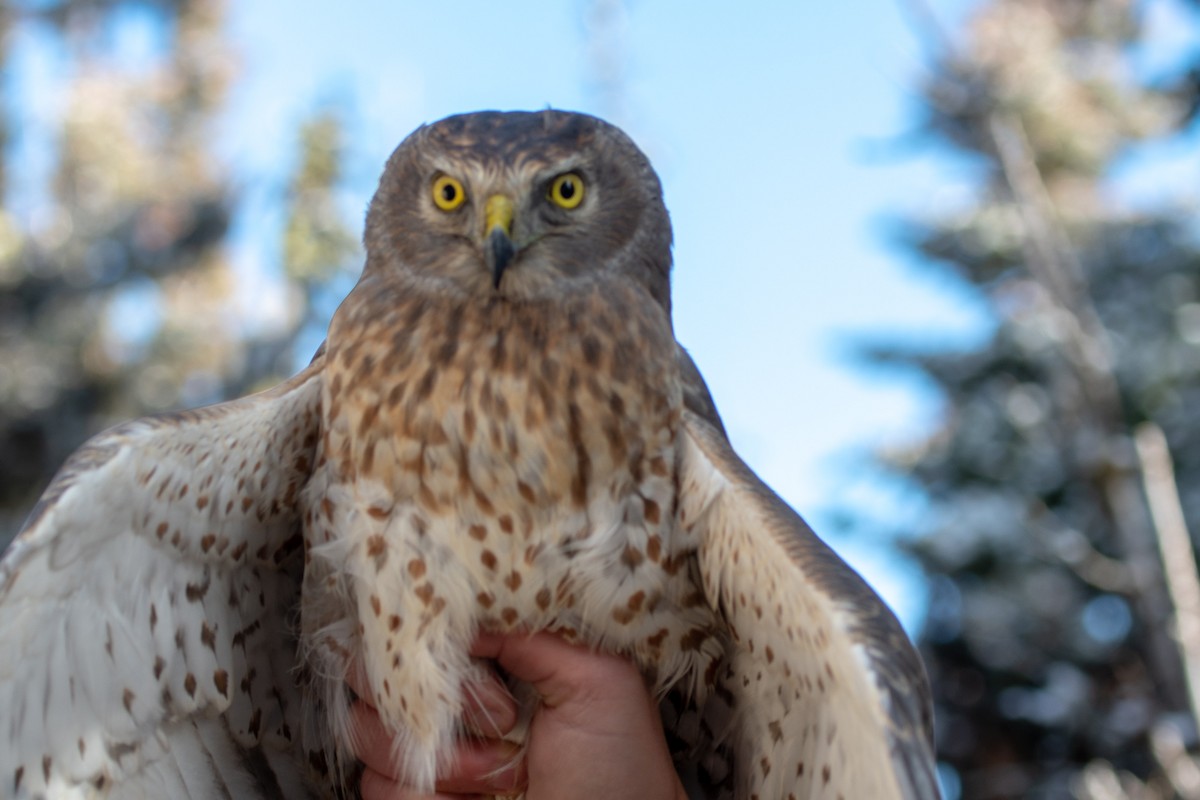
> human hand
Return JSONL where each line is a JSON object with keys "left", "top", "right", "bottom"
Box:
{"left": 349, "top": 648, "right": 524, "bottom": 799}
{"left": 352, "top": 631, "right": 688, "bottom": 800}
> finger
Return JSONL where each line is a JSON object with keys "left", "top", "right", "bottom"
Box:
{"left": 460, "top": 667, "right": 518, "bottom": 736}
{"left": 435, "top": 738, "right": 525, "bottom": 795}
{"left": 352, "top": 700, "right": 525, "bottom": 794}
{"left": 351, "top": 699, "right": 403, "bottom": 778}
{"left": 347, "top": 657, "right": 372, "bottom": 705}
{"left": 351, "top": 655, "right": 516, "bottom": 735}
{"left": 476, "top": 631, "right": 641, "bottom": 711}
{"left": 361, "top": 766, "right": 477, "bottom": 800}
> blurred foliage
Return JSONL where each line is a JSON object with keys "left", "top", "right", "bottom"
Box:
{"left": 0, "top": 0, "right": 356, "bottom": 545}
{"left": 875, "top": 0, "right": 1200, "bottom": 797}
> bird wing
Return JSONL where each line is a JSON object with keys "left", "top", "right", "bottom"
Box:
{"left": 0, "top": 357, "right": 327, "bottom": 799}
{"left": 677, "top": 409, "right": 940, "bottom": 800}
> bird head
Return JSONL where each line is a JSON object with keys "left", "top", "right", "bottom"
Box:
{"left": 362, "top": 110, "right": 673, "bottom": 312}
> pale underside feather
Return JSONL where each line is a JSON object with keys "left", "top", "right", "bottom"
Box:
{"left": 678, "top": 410, "right": 940, "bottom": 800}
{"left": 0, "top": 358, "right": 329, "bottom": 800}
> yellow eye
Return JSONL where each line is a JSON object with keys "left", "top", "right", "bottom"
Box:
{"left": 548, "top": 173, "right": 584, "bottom": 209}
{"left": 432, "top": 176, "right": 466, "bottom": 211}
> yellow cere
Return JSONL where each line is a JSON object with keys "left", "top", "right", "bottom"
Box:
{"left": 549, "top": 173, "right": 584, "bottom": 209}
{"left": 432, "top": 175, "right": 466, "bottom": 211}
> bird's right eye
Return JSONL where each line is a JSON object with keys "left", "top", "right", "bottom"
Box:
{"left": 432, "top": 176, "right": 467, "bottom": 211}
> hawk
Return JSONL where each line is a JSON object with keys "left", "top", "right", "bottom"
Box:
{"left": 0, "top": 110, "right": 938, "bottom": 799}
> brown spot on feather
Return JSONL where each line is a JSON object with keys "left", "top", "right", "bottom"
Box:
{"left": 201, "top": 622, "right": 217, "bottom": 652}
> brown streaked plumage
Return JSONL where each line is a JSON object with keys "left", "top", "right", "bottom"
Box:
{"left": 0, "top": 110, "right": 939, "bottom": 800}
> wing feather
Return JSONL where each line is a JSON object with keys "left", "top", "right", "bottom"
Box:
{"left": 678, "top": 410, "right": 939, "bottom": 800}
{"left": 0, "top": 359, "right": 326, "bottom": 799}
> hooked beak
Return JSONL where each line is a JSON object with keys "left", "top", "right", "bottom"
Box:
{"left": 484, "top": 194, "right": 515, "bottom": 289}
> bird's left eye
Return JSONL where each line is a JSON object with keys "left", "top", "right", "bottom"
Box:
{"left": 432, "top": 176, "right": 467, "bottom": 211}
{"left": 548, "top": 173, "right": 585, "bottom": 209}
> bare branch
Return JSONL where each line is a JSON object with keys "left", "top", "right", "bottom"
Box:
{"left": 1137, "top": 422, "right": 1200, "bottom": 732}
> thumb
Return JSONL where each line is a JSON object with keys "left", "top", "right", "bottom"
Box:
{"left": 472, "top": 631, "right": 646, "bottom": 714}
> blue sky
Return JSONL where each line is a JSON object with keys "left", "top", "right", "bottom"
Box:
{"left": 10, "top": 0, "right": 1200, "bottom": 632}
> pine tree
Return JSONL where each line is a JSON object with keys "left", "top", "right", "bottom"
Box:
{"left": 878, "top": 1, "right": 1200, "bottom": 797}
